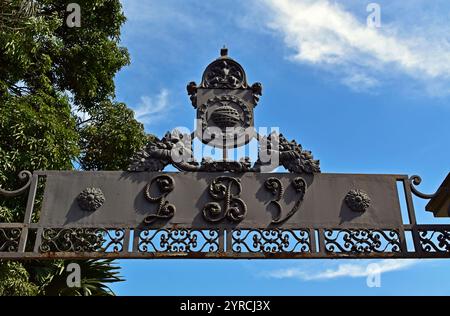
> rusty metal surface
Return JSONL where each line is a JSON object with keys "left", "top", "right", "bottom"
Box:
{"left": 0, "top": 170, "right": 449, "bottom": 259}
{"left": 0, "top": 50, "right": 448, "bottom": 260}
{"left": 38, "top": 172, "right": 402, "bottom": 228}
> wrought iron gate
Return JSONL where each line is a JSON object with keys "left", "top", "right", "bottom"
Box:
{"left": 1, "top": 48, "right": 448, "bottom": 259}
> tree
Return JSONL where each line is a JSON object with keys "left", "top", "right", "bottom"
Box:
{"left": 78, "top": 101, "right": 147, "bottom": 171}
{"left": 0, "top": 0, "right": 147, "bottom": 295}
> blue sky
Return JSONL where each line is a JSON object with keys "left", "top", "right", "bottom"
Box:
{"left": 109, "top": 0, "right": 450, "bottom": 295}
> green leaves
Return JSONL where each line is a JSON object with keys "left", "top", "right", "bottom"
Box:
{"left": 0, "top": 0, "right": 129, "bottom": 109}
{"left": 78, "top": 101, "right": 147, "bottom": 171}
{"left": 0, "top": 261, "right": 40, "bottom": 296}
{"left": 0, "top": 93, "right": 79, "bottom": 179}
{"left": 0, "top": 0, "right": 144, "bottom": 296}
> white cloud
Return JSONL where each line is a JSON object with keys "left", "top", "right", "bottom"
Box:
{"left": 133, "top": 89, "right": 170, "bottom": 125}
{"left": 262, "top": 0, "right": 450, "bottom": 93}
{"left": 341, "top": 72, "right": 379, "bottom": 92}
{"left": 267, "top": 259, "right": 419, "bottom": 281}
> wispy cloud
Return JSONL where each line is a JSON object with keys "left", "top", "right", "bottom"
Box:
{"left": 266, "top": 259, "right": 419, "bottom": 281}
{"left": 261, "top": 0, "right": 450, "bottom": 94}
{"left": 341, "top": 72, "right": 379, "bottom": 92}
{"left": 133, "top": 89, "right": 170, "bottom": 126}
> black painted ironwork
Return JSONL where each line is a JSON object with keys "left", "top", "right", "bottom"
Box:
{"left": 129, "top": 49, "right": 319, "bottom": 173}
{"left": 0, "top": 228, "right": 21, "bottom": 252}
{"left": 0, "top": 49, "right": 448, "bottom": 260}
{"left": 232, "top": 229, "right": 310, "bottom": 253}
{"left": 323, "top": 229, "right": 401, "bottom": 254}
{"left": 409, "top": 175, "right": 436, "bottom": 199}
{"left": 0, "top": 170, "right": 32, "bottom": 197}
{"left": 77, "top": 187, "right": 105, "bottom": 212}
{"left": 264, "top": 177, "right": 307, "bottom": 224}
{"left": 345, "top": 189, "right": 371, "bottom": 213}
{"left": 138, "top": 229, "right": 219, "bottom": 253}
{"left": 418, "top": 228, "right": 450, "bottom": 253}
{"left": 202, "top": 176, "right": 247, "bottom": 223}
{"left": 142, "top": 175, "right": 176, "bottom": 224}
{"left": 39, "top": 228, "right": 124, "bottom": 253}
{"left": 0, "top": 170, "right": 447, "bottom": 259}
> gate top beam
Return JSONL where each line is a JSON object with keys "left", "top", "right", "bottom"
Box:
{"left": 0, "top": 48, "right": 448, "bottom": 259}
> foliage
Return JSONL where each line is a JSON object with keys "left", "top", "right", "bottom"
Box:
{"left": 0, "top": 93, "right": 79, "bottom": 184}
{"left": 0, "top": 259, "right": 122, "bottom": 296}
{"left": 0, "top": 0, "right": 148, "bottom": 296}
{"left": 0, "top": 261, "right": 39, "bottom": 296}
{"left": 24, "top": 259, "right": 123, "bottom": 296}
{"left": 79, "top": 101, "right": 146, "bottom": 171}
{"left": 0, "top": 0, "right": 130, "bottom": 111}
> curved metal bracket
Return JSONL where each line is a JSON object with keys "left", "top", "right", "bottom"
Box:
{"left": 408, "top": 175, "right": 436, "bottom": 199}
{"left": 0, "top": 170, "right": 32, "bottom": 197}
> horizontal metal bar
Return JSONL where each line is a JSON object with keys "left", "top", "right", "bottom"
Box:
{"left": 15, "top": 223, "right": 420, "bottom": 229}
{"left": 31, "top": 170, "right": 409, "bottom": 177}
{"left": 1, "top": 225, "right": 448, "bottom": 259}
{"left": 0, "top": 251, "right": 448, "bottom": 260}
{"left": 2, "top": 224, "right": 448, "bottom": 230}
{"left": 0, "top": 223, "right": 27, "bottom": 228}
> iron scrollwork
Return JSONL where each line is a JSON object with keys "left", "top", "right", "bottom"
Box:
{"left": 203, "top": 176, "right": 247, "bottom": 223}
{"left": 265, "top": 177, "right": 307, "bottom": 224}
{"left": 324, "top": 229, "right": 401, "bottom": 253}
{"left": 418, "top": 229, "right": 450, "bottom": 253}
{"left": 138, "top": 229, "right": 219, "bottom": 252}
{"left": 408, "top": 175, "right": 436, "bottom": 199}
{"left": 0, "top": 170, "right": 32, "bottom": 197}
{"left": 143, "top": 175, "right": 176, "bottom": 224}
{"left": 39, "top": 228, "right": 124, "bottom": 253}
{"left": 232, "top": 229, "right": 310, "bottom": 253}
{"left": 0, "top": 228, "right": 21, "bottom": 252}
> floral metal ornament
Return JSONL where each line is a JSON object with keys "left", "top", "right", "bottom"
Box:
{"left": 77, "top": 187, "right": 105, "bottom": 212}
{"left": 128, "top": 130, "right": 197, "bottom": 172}
{"left": 345, "top": 189, "right": 371, "bottom": 212}
{"left": 127, "top": 49, "right": 320, "bottom": 174}
{"left": 254, "top": 132, "right": 320, "bottom": 174}
{"left": 128, "top": 131, "right": 320, "bottom": 174}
